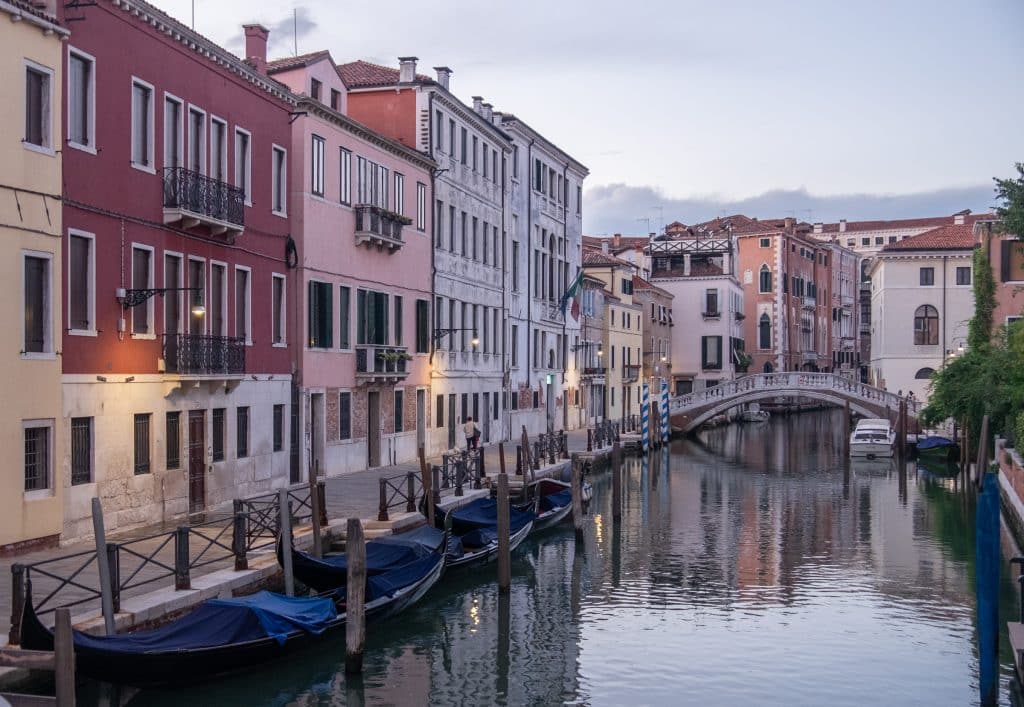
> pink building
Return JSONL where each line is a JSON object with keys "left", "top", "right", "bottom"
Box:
{"left": 57, "top": 3, "right": 295, "bottom": 539}
{"left": 976, "top": 219, "right": 1024, "bottom": 329}
{"left": 262, "top": 45, "right": 435, "bottom": 475}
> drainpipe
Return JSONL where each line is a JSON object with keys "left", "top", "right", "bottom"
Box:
{"left": 561, "top": 163, "right": 569, "bottom": 390}
{"left": 428, "top": 90, "right": 437, "bottom": 367}
{"left": 500, "top": 144, "right": 508, "bottom": 441}
{"left": 525, "top": 140, "right": 534, "bottom": 388}
{"left": 942, "top": 254, "right": 948, "bottom": 358}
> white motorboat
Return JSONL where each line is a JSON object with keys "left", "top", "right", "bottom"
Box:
{"left": 849, "top": 418, "right": 895, "bottom": 458}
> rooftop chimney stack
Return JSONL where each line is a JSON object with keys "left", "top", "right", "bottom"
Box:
{"left": 398, "top": 56, "right": 418, "bottom": 83}
{"left": 784, "top": 217, "right": 795, "bottom": 230}
{"left": 472, "top": 96, "right": 483, "bottom": 114}
{"left": 243, "top": 24, "right": 269, "bottom": 75}
{"left": 612, "top": 233, "right": 621, "bottom": 248}
{"left": 434, "top": 66, "right": 452, "bottom": 90}
{"left": 601, "top": 241, "right": 609, "bottom": 254}
{"left": 839, "top": 219, "right": 847, "bottom": 233}
{"left": 482, "top": 102, "right": 493, "bottom": 122}
{"left": 813, "top": 222, "right": 823, "bottom": 234}
{"left": 953, "top": 209, "right": 970, "bottom": 225}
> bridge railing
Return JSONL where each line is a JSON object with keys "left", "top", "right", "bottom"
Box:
{"left": 668, "top": 373, "right": 920, "bottom": 417}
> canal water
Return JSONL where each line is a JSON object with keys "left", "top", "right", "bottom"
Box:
{"left": 105, "top": 409, "right": 1021, "bottom": 706}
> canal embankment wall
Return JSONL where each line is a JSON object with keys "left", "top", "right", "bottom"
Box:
{"left": 996, "top": 437, "right": 1024, "bottom": 549}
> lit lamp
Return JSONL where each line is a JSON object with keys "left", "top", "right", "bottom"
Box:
{"left": 116, "top": 286, "right": 203, "bottom": 312}
{"left": 191, "top": 289, "right": 206, "bottom": 317}
{"left": 433, "top": 327, "right": 479, "bottom": 347}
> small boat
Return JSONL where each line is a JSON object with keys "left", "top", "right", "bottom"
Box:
{"left": 19, "top": 548, "right": 445, "bottom": 687}
{"left": 738, "top": 404, "right": 770, "bottom": 423}
{"left": 849, "top": 418, "right": 895, "bottom": 458}
{"left": 520, "top": 478, "right": 592, "bottom": 533}
{"left": 916, "top": 435, "right": 959, "bottom": 463}
{"left": 436, "top": 497, "right": 534, "bottom": 569}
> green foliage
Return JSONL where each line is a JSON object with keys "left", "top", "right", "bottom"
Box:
{"left": 994, "top": 163, "right": 1024, "bottom": 237}
{"left": 1015, "top": 411, "right": 1024, "bottom": 450}
{"left": 968, "top": 246, "right": 995, "bottom": 352}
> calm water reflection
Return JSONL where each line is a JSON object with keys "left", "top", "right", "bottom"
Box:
{"left": 110, "top": 410, "right": 1018, "bottom": 706}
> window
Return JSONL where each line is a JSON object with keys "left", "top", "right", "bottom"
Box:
{"left": 133, "top": 413, "right": 151, "bottom": 475}
{"left": 472, "top": 217, "right": 479, "bottom": 260}
{"left": 919, "top": 267, "right": 934, "bottom": 286}
{"left": 357, "top": 290, "right": 390, "bottom": 345}
{"left": 759, "top": 313, "right": 771, "bottom": 349}
{"left": 236, "top": 407, "right": 249, "bottom": 458}
{"left": 436, "top": 394, "right": 444, "bottom": 429}
{"left": 576, "top": 186, "right": 582, "bottom": 216}
{"left": 235, "top": 267, "right": 251, "bottom": 343}
{"left": 68, "top": 50, "right": 95, "bottom": 149}
{"left": 339, "top": 392, "right": 352, "bottom": 440}
{"left": 435, "top": 110, "right": 443, "bottom": 150}
{"left": 212, "top": 408, "right": 225, "bottom": 462}
{"left": 472, "top": 135, "right": 478, "bottom": 170}
{"left": 330, "top": 89, "right": 341, "bottom": 111}
{"left": 311, "top": 135, "right": 325, "bottom": 196}
{"left": 166, "top": 412, "right": 180, "bottom": 469}
{"left": 914, "top": 367, "right": 936, "bottom": 379}
{"left": 310, "top": 78, "right": 322, "bottom": 101}
{"left": 71, "top": 417, "right": 92, "bottom": 485}
{"left": 131, "top": 246, "right": 153, "bottom": 335}
{"left": 492, "top": 149, "right": 498, "bottom": 183}
{"left": 861, "top": 237, "right": 870, "bottom": 246}
{"left": 956, "top": 266, "right": 971, "bottom": 285}
{"left": 449, "top": 119, "right": 456, "bottom": 159}
{"left": 234, "top": 128, "right": 251, "bottom": 202}
{"left": 209, "top": 262, "right": 226, "bottom": 337}
{"left": 482, "top": 141, "right": 488, "bottom": 178}
{"left": 621, "top": 278, "right": 633, "bottom": 295}
{"left": 187, "top": 106, "right": 205, "bottom": 173}
{"left": 511, "top": 241, "right": 520, "bottom": 291}
{"left": 704, "top": 288, "right": 719, "bottom": 316}
{"left": 187, "top": 258, "right": 205, "bottom": 335}
{"left": 339, "top": 148, "right": 351, "bottom": 204}
{"left": 130, "top": 78, "right": 153, "bottom": 168}
{"left": 272, "top": 145, "right": 287, "bottom": 215}
{"left": 461, "top": 212, "right": 468, "bottom": 255}
{"left": 416, "top": 183, "right": 426, "bottom": 231}
{"left": 759, "top": 265, "right": 772, "bottom": 293}
{"left": 460, "top": 127, "right": 467, "bottom": 165}
{"left": 449, "top": 205, "right": 456, "bottom": 251}
{"left": 308, "top": 281, "right": 333, "bottom": 348}
{"left": 394, "top": 295, "right": 403, "bottom": 346}
{"left": 888, "top": 236, "right": 897, "bottom": 244}
{"left": 1001, "top": 240, "right": 1024, "bottom": 282}
{"left": 273, "top": 404, "right": 284, "bottom": 451}
{"left": 875, "top": 237, "right": 883, "bottom": 246}
{"left": 210, "top": 118, "right": 227, "bottom": 181}
{"left": 394, "top": 173, "right": 404, "bottom": 214}
{"left": 24, "top": 423, "right": 51, "bottom": 491}
{"left": 68, "top": 231, "right": 94, "bottom": 333}
{"left": 394, "top": 390, "right": 404, "bottom": 433}
{"left": 434, "top": 200, "right": 444, "bottom": 247}
{"left": 701, "top": 336, "right": 722, "bottom": 369}
{"left": 339, "top": 286, "right": 351, "bottom": 349}
{"left": 416, "top": 299, "right": 429, "bottom": 353}
{"left": 272, "top": 274, "right": 285, "bottom": 345}
{"left": 164, "top": 95, "right": 184, "bottom": 171}
{"left": 759, "top": 238, "right": 770, "bottom": 248}
{"left": 913, "top": 305, "right": 939, "bottom": 345}
{"left": 511, "top": 325, "right": 519, "bottom": 367}
{"left": 356, "top": 157, "right": 389, "bottom": 208}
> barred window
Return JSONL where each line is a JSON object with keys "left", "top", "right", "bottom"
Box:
{"left": 166, "top": 412, "right": 180, "bottom": 469}
{"left": 237, "top": 407, "right": 249, "bottom": 458}
{"left": 133, "top": 414, "right": 151, "bottom": 475}
{"left": 24, "top": 425, "right": 50, "bottom": 491}
{"left": 212, "top": 408, "right": 225, "bottom": 461}
{"left": 273, "top": 404, "right": 284, "bottom": 452}
{"left": 71, "top": 417, "right": 92, "bottom": 485}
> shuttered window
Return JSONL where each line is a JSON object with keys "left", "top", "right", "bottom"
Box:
{"left": 308, "top": 281, "right": 333, "bottom": 348}
{"left": 339, "top": 393, "right": 351, "bottom": 440}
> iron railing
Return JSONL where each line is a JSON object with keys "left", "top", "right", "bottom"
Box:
{"left": 355, "top": 345, "right": 410, "bottom": 378}
{"left": 378, "top": 471, "right": 423, "bottom": 522}
{"left": 354, "top": 204, "right": 410, "bottom": 243}
{"left": 582, "top": 366, "right": 607, "bottom": 376}
{"left": 163, "top": 334, "right": 245, "bottom": 375}
{"left": 622, "top": 364, "right": 641, "bottom": 382}
{"left": 162, "top": 167, "right": 245, "bottom": 229}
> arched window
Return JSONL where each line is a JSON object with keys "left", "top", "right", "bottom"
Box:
{"left": 913, "top": 305, "right": 939, "bottom": 345}
{"left": 914, "top": 367, "right": 935, "bottom": 379}
{"left": 763, "top": 361, "right": 774, "bottom": 373}
{"left": 758, "top": 313, "right": 771, "bottom": 349}
{"left": 759, "top": 265, "right": 772, "bottom": 293}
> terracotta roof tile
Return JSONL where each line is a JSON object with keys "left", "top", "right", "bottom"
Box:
{"left": 337, "top": 60, "right": 433, "bottom": 88}
{"left": 881, "top": 223, "right": 976, "bottom": 252}
{"left": 267, "top": 50, "right": 333, "bottom": 74}
{"left": 582, "top": 248, "right": 635, "bottom": 269}
{"left": 821, "top": 213, "right": 994, "bottom": 234}
{"left": 6, "top": 0, "right": 59, "bottom": 23}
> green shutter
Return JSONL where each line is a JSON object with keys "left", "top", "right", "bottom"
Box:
{"left": 308, "top": 281, "right": 318, "bottom": 347}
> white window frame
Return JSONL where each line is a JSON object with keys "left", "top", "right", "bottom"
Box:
{"left": 163, "top": 250, "right": 184, "bottom": 336}
{"left": 311, "top": 134, "right": 325, "bottom": 198}
{"left": 130, "top": 76, "right": 155, "bottom": 172}
{"left": 208, "top": 260, "right": 228, "bottom": 337}
{"left": 163, "top": 93, "right": 184, "bottom": 171}
{"left": 24, "top": 59, "right": 54, "bottom": 155}
{"left": 67, "top": 47, "right": 96, "bottom": 154}
{"left": 233, "top": 127, "right": 252, "bottom": 205}
{"left": 394, "top": 172, "right": 404, "bottom": 215}
{"left": 416, "top": 182, "right": 426, "bottom": 232}
{"left": 271, "top": 272, "right": 286, "bottom": 347}
{"left": 234, "top": 265, "right": 253, "bottom": 346}
{"left": 186, "top": 104, "right": 207, "bottom": 175}
{"left": 130, "top": 243, "right": 156, "bottom": 339}
{"left": 209, "top": 115, "right": 228, "bottom": 183}
{"left": 67, "top": 228, "right": 96, "bottom": 336}
{"left": 271, "top": 144, "right": 287, "bottom": 217}
{"left": 339, "top": 148, "right": 351, "bottom": 205}
{"left": 23, "top": 419, "right": 55, "bottom": 499}
{"left": 22, "top": 249, "right": 54, "bottom": 359}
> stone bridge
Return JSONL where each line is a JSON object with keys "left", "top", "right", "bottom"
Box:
{"left": 668, "top": 373, "right": 921, "bottom": 433}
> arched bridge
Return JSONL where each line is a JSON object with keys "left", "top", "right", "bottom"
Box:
{"left": 668, "top": 373, "right": 921, "bottom": 433}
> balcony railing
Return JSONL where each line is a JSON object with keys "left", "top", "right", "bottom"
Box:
{"left": 355, "top": 344, "right": 411, "bottom": 383}
{"left": 622, "top": 364, "right": 641, "bottom": 382}
{"left": 701, "top": 309, "right": 721, "bottom": 320}
{"left": 162, "top": 334, "right": 245, "bottom": 375}
{"left": 162, "top": 167, "right": 245, "bottom": 235}
{"left": 801, "top": 296, "right": 817, "bottom": 310}
{"left": 801, "top": 350, "right": 819, "bottom": 362}
{"left": 582, "top": 366, "right": 607, "bottom": 377}
{"left": 354, "top": 205, "right": 411, "bottom": 253}
{"left": 841, "top": 295, "right": 855, "bottom": 308}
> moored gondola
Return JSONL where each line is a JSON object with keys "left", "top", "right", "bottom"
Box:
{"left": 519, "top": 478, "right": 592, "bottom": 532}
{"left": 435, "top": 497, "right": 535, "bottom": 569}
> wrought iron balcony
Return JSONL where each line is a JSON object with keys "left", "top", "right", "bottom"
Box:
{"left": 701, "top": 309, "right": 721, "bottom": 320}
{"left": 354, "top": 205, "right": 411, "bottom": 253}
{"left": 582, "top": 366, "right": 607, "bottom": 377}
{"left": 162, "top": 167, "right": 245, "bottom": 236}
{"left": 162, "top": 334, "right": 245, "bottom": 375}
{"left": 622, "top": 364, "right": 641, "bottom": 382}
{"left": 355, "top": 344, "right": 411, "bottom": 383}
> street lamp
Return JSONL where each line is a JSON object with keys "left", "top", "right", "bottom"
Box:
{"left": 116, "top": 286, "right": 204, "bottom": 316}
{"left": 433, "top": 327, "right": 478, "bottom": 347}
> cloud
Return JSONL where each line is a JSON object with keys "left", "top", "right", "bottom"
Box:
{"left": 583, "top": 183, "right": 998, "bottom": 234}
{"left": 262, "top": 6, "right": 318, "bottom": 56}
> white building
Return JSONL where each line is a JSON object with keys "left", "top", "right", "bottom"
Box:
{"left": 869, "top": 224, "right": 976, "bottom": 400}
{"left": 497, "top": 110, "right": 588, "bottom": 434}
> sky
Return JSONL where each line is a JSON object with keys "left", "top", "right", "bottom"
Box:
{"left": 149, "top": 0, "right": 1024, "bottom": 234}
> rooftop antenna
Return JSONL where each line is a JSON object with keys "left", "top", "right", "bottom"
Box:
{"left": 803, "top": 209, "right": 814, "bottom": 222}
{"left": 651, "top": 206, "right": 664, "bottom": 233}
{"left": 191, "top": 0, "right": 194, "bottom": 29}
{"left": 637, "top": 217, "right": 651, "bottom": 235}
{"left": 293, "top": 8, "right": 298, "bottom": 56}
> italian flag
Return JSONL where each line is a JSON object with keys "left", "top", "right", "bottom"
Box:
{"left": 559, "top": 270, "right": 585, "bottom": 320}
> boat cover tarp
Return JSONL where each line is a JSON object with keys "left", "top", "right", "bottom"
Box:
{"left": 539, "top": 489, "right": 572, "bottom": 513}
{"left": 71, "top": 591, "right": 336, "bottom": 652}
{"left": 917, "top": 436, "right": 954, "bottom": 451}
{"left": 449, "top": 498, "right": 534, "bottom": 536}
{"left": 366, "top": 553, "right": 440, "bottom": 602}
{"left": 307, "top": 540, "right": 433, "bottom": 576}
{"left": 374, "top": 526, "right": 444, "bottom": 555}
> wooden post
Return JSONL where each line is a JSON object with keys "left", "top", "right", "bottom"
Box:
{"left": 455, "top": 459, "right": 465, "bottom": 496}
{"left": 420, "top": 447, "right": 434, "bottom": 528}
{"left": 106, "top": 542, "right": 120, "bottom": 613}
{"left": 279, "top": 488, "right": 294, "bottom": 597}
{"left": 91, "top": 498, "right": 116, "bottom": 636}
{"left": 571, "top": 455, "right": 584, "bottom": 542}
{"left": 309, "top": 462, "right": 323, "bottom": 559}
{"left": 474, "top": 450, "right": 484, "bottom": 490}
{"left": 53, "top": 607, "right": 74, "bottom": 707}
{"left": 405, "top": 472, "right": 417, "bottom": 512}
{"left": 174, "top": 526, "right": 190, "bottom": 591}
{"left": 431, "top": 465, "right": 442, "bottom": 506}
{"left": 587, "top": 428, "right": 593, "bottom": 452}
{"left": 612, "top": 450, "right": 622, "bottom": 522}
{"left": 976, "top": 414, "right": 991, "bottom": 489}
{"left": 9, "top": 564, "right": 25, "bottom": 645}
{"left": 843, "top": 401, "right": 851, "bottom": 457}
{"left": 232, "top": 505, "right": 248, "bottom": 571}
{"left": 377, "top": 478, "right": 389, "bottom": 522}
{"left": 515, "top": 445, "right": 523, "bottom": 475}
{"left": 345, "top": 518, "right": 366, "bottom": 675}
{"left": 497, "top": 472, "right": 511, "bottom": 593}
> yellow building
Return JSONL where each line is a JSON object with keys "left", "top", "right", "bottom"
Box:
{"left": 0, "top": 1, "right": 66, "bottom": 552}
{"left": 583, "top": 248, "right": 643, "bottom": 421}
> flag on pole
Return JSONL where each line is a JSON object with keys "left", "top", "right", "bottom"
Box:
{"left": 559, "top": 270, "right": 585, "bottom": 316}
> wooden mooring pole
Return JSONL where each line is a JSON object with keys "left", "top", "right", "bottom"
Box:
{"left": 843, "top": 401, "right": 851, "bottom": 457}
{"left": 278, "top": 488, "right": 294, "bottom": 597}
{"left": 571, "top": 454, "right": 584, "bottom": 542}
{"left": 54, "top": 607, "right": 75, "bottom": 707}
{"left": 309, "top": 460, "right": 323, "bottom": 559}
{"left": 419, "top": 445, "right": 434, "bottom": 528}
{"left": 91, "top": 498, "right": 116, "bottom": 635}
{"left": 345, "top": 518, "right": 366, "bottom": 674}
{"left": 497, "top": 472, "right": 511, "bottom": 594}
{"left": 612, "top": 449, "right": 622, "bottom": 523}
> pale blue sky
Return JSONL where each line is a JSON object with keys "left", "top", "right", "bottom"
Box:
{"left": 149, "top": 0, "right": 1024, "bottom": 231}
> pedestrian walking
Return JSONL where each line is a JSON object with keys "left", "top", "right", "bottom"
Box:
{"left": 463, "top": 416, "right": 481, "bottom": 450}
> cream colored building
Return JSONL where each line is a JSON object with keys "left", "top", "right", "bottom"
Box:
{"left": 0, "top": 1, "right": 67, "bottom": 551}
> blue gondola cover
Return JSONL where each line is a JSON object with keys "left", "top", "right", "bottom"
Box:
{"left": 449, "top": 498, "right": 534, "bottom": 536}
{"left": 308, "top": 541, "right": 432, "bottom": 576}
{"left": 917, "top": 436, "right": 954, "bottom": 451}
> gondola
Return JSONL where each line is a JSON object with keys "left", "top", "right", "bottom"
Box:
{"left": 519, "top": 478, "right": 592, "bottom": 533}
{"left": 20, "top": 549, "right": 445, "bottom": 687}
{"left": 435, "top": 497, "right": 535, "bottom": 569}
{"left": 916, "top": 435, "right": 959, "bottom": 464}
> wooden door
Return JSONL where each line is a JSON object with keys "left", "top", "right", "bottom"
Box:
{"left": 188, "top": 410, "right": 205, "bottom": 512}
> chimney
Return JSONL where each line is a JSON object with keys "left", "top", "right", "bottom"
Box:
{"left": 612, "top": 233, "right": 621, "bottom": 248}
{"left": 784, "top": 217, "right": 795, "bottom": 230}
{"left": 601, "top": 241, "right": 609, "bottom": 254}
{"left": 434, "top": 66, "right": 452, "bottom": 90}
{"left": 243, "top": 24, "right": 269, "bottom": 75}
{"left": 482, "top": 102, "right": 493, "bottom": 122}
{"left": 953, "top": 209, "right": 970, "bottom": 226}
{"left": 839, "top": 219, "right": 847, "bottom": 233}
{"left": 398, "top": 56, "right": 418, "bottom": 84}
{"left": 813, "top": 222, "right": 823, "bottom": 234}
{"left": 472, "top": 96, "right": 483, "bottom": 114}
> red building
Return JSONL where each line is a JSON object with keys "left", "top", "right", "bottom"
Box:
{"left": 58, "top": 1, "right": 296, "bottom": 539}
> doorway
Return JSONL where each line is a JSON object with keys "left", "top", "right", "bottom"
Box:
{"left": 187, "top": 410, "right": 205, "bottom": 513}
{"left": 416, "top": 389, "right": 426, "bottom": 451}
{"left": 447, "top": 394, "right": 456, "bottom": 449}
{"left": 546, "top": 384, "right": 555, "bottom": 431}
{"left": 367, "top": 391, "right": 381, "bottom": 467}
{"left": 310, "top": 393, "right": 324, "bottom": 476}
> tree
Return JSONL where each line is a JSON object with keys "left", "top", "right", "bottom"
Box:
{"left": 994, "top": 162, "right": 1024, "bottom": 237}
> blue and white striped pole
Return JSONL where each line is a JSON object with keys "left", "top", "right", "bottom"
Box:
{"left": 661, "top": 378, "right": 669, "bottom": 444}
{"left": 641, "top": 382, "right": 650, "bottom": 455}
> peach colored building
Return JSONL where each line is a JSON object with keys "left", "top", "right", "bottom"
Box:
{"left": 263, "top": 48, "right": 435, "bottom": 476}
